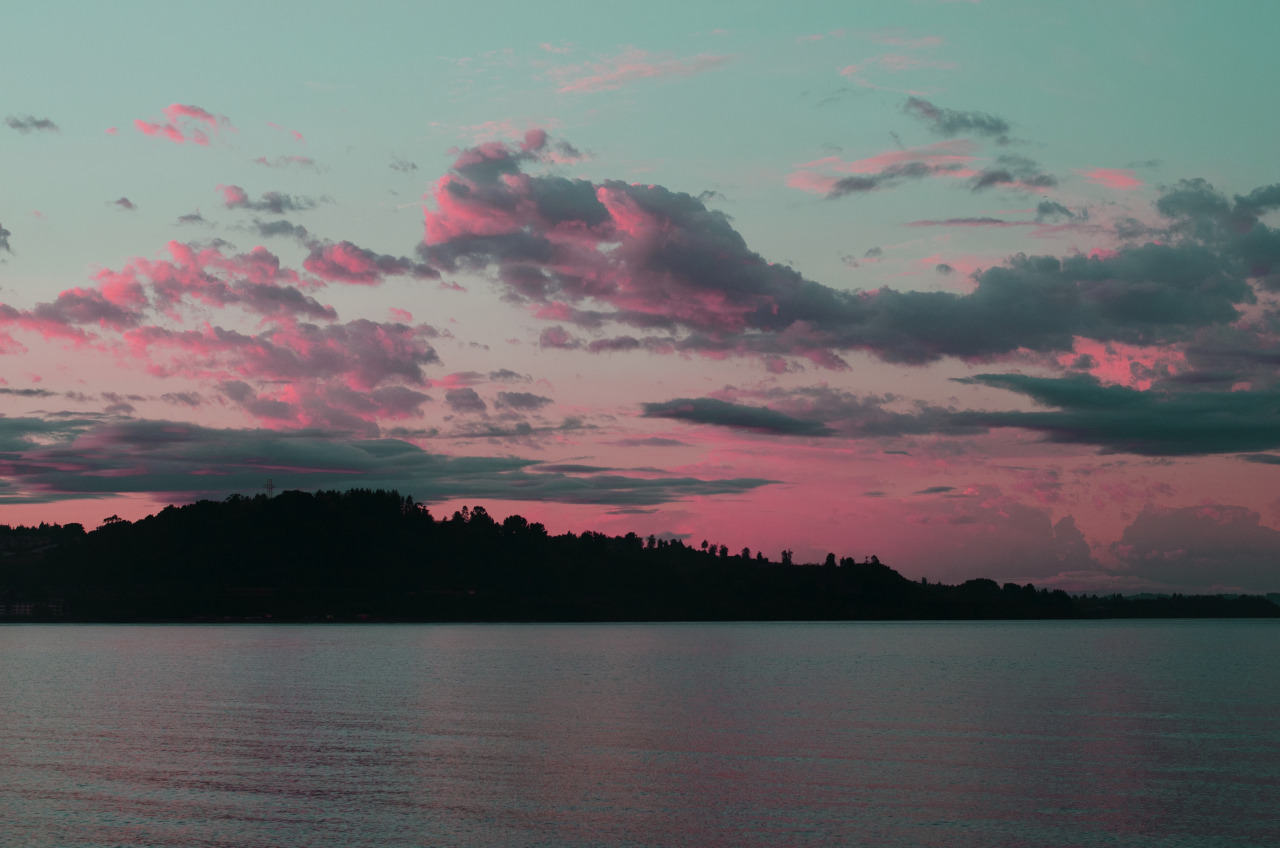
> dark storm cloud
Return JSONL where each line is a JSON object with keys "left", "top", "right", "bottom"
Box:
{"left": 827, "top": 161, "right": 954, "bottom": 198}
{"left": 707, "top": 385, "right": 985, "bottom": 439}
{"left": 0, "top": 387, "right": 57, "bottom": 398}
{"left": 494, "top": 391, "right": 553, "bottom": 410}
{"left": 445, "top": 387, "right": 488, "bottom": 414}
{"left": 0, "top": 418, "right": 774, "bottom": 507}
{"left": 5, "top": 114, "right": 59, "bottom": 134}
{"left": 969, "top": 155, "right": 1057, "bottom": 191}
{"left": 1155, "top": 178, "right": 1280, "bottom": 282}
{"left": 903, "top": 98, "right": 1010, "bottom": 140}
{"left": 1035, "top": 201, "right": 1078, "bottom": 223}
{"left": 642, "top": 398, "right": 833, "bottom": 436}
{"left": 954, "top": 373, "right": 1280, "bottom": 455}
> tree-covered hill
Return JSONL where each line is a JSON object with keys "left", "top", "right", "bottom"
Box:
{"left": 2, "top": 489, "right": 1276, "bottom": 621}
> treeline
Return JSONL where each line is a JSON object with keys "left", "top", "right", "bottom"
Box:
{"left": 2, "top": 488, "right": 1277, "bottom": 622}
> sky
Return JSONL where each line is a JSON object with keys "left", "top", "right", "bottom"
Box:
{"left": 3, "top": 0, "right": 1280, "bottom": 594}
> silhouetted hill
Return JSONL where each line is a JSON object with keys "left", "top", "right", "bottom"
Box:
{"left": 2, "top": 489, "right": 1276, "bottom": 621}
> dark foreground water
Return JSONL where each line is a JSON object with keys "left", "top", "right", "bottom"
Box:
{"left": 2, "top": 622, "right": 1277, "bottom": 847}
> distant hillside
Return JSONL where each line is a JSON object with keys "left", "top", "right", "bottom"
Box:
{"left": 2, "top": 489, "right": 1277, "bottom": 622}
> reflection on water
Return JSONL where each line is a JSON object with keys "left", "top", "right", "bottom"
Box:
{"left": 2, "top": 621, "right": 1278, "bottom": 847}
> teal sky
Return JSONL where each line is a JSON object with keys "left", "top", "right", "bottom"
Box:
{"left": 4, "top": 1, "right": 1280, "bottom": 593}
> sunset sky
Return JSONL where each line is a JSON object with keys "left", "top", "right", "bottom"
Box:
{"left": 4, "top": 1, "right": 1280, "bottom": 593}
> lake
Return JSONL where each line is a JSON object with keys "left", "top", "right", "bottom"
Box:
{"left": 2, "top": 621, "right": 1277, "bottom": 847}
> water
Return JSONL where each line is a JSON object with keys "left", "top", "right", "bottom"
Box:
{"left": 1, "top": 621, "right": 1277, "bottom": 847}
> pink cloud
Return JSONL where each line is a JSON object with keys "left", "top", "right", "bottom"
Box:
{"left": 788, "top": 140, "right": 978, "bottom": 197}
{"left": 555, "top": 48, "right": 735, "bottom": 93}
{"left": 303, "top": 241, "right": 439, "bottom": 285}
{"left": 133, "top": 103, "right": 233, "bottom": 145}
{"left": 1077, "top": 168, "right": 1143, "bottom": 190}
{"left": 421, "top": 136, "right": 1248, "bottom": 371}
{"left": 217, "top": 184, "right": 250, "bottom": 206}
{"left": 267, "top": 121, "right": 306, "bottom": 144}
{"left": 784, "top": 171, "right": 839, "bottom": 195}
{"left": 122, "top": 317, "right": 440, "bottom": 429}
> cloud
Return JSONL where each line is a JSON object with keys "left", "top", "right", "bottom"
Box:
{"left": 445, "top": 387, "right": 488, "bottom": 414}
{"left": 245, "top": 219, "right": 310, "bottom": 240}
{"left": 903, "top": 97, "right": 1010, "bottom": 140}
{"left": 1112, "top": 505, "right": 1280, "bottom": 591}
{"left": 611, "top": 436, "right": 689, "bottom": 447}
{"left": 0, "top": 235, "right": 453, "bottom": 430}
{"left": 1078, "top": 167, "right": 1143, "bottom": 190}
{"left": 161, "top": 391, "right": 203, "bottom": 407}
{"left": 488, "top": 369, "right": 531, "bottom": 382}
{"left": 303, "top": 240, "right": 439, "bottom": 285}
{"left": 135, "top": 103, "right": 232, "bottom": 145}
{"left": 968, "top": 154, "right": 1057, "bottom": 191}
{"left": 113, "top": 197, "right": 136, "bottom": 211}
{"left": 218, "top": 185, "right": 322, "bottom": 214}
{"left": 690, "top": 385, "right": 985, "bottom": 440}
{"left": 538, "top": 326, "right": 581, "bottom": 349}
{"left": 0, "top": 418, "right": 774, "bottom": 507}
{"left": 0, "top": 387, "right": 56, "bottom": 398}
{"left": 6, "top": 114, "right": 59, "bottom": 134}
{"left": 0, "top": 222, "right": 10, "bottom": 252}
{"left": 555, "top": 48, "right": 735, "bottom": 93}
{"left": 421, "top": 138, "right": 1261, "bottom": 369}
{"left": 914, "top": 486, "right": 955, "bottom": 495}
{"left": 789, "top": 140, "right": 977, "bottom": 197}
{"left": 494, "top": 391, "right": 553, "bottom": 410}
{"left": 253, "top": 155, "right": 320, "bottom": 170}
{"left": 954, "top": 373, "right": 1280, "bottom": 455}
{"left": 907, "top": 217, "right": 1031, "bottom": 228}
{"left": 642, "top": 398, "right": 833, "bottom": 436}
{"left": 390, "top": 157, "right": 418, "bottom": 172}
{"left": 1035, "top": 201, "right": 1079, "bottom": 223}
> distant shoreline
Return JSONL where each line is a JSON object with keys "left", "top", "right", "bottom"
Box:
{"left": 4, "top": 489, "right": 1277, "bottom": 623}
